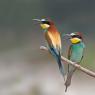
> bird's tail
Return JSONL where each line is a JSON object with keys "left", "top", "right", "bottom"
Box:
{"left": 56, "top": 51, "right": 65, "bottom": 77}
{"left": 65, "top": 65, "right": 76, "bottom": 92}
{"left": 50, "top": 47, "right": 65, "bottom": 77}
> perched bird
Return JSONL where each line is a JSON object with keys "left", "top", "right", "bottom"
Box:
{"left": 65, "top": 32, "right": 85, "bottom": 92}
{"left": 33, "top": 18, "right": 65, "bottom": 77}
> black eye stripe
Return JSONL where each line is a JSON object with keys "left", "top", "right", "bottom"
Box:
{"left": 42, "top": 21, "right": 50, "bottom": 25}
{"left": 72, "top": 35, "right": 82, "bottom": 39}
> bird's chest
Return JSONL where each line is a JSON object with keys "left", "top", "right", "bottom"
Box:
{"left": 70, "top": 44, "right": 84, "bottom": 62}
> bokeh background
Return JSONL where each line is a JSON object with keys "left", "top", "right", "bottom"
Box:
{"left": 0, "top": 0, "right": 95, "bottom": 95}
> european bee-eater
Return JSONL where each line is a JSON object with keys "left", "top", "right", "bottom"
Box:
{"left": 33, "top": 18, "right": 65, "bottom": 77}
{"left": 65, "top": 32, "right": 85, "bottom": 92}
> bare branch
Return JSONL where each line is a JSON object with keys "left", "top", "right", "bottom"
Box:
{"left": 40, "top": 46, "right": 95, "bottom": 78}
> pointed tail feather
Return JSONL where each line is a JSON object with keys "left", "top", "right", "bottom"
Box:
{"left": 56, "top": 51, "right": 65, "bottom": 77}
{"left": 50, "top": 47, "right": 65, "bottom": 77}
{"left": 65, "top": 71, "right": 73, "bottom": 92}
{"left": 65, "top": 67, "right": 76, "bottom": 92}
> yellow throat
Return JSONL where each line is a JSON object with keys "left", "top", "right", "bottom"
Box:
{"left": 40, "top": 24, "right": 50, "bottom": 29}
{"left": 70, "top": 38, "right": 81, "bottom": 44}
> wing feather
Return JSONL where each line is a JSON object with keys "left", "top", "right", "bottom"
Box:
{"left": 45, "top": 31, "right": 61, "bottom": 50}
{"left": 68, "top": 45, "right": 72, "bottom": 60}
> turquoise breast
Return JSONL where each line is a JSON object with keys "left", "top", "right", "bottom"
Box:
{"left": 70, "top": 42, "right": 85, "bottom": 63}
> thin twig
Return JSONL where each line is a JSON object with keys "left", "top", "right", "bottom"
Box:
{"left": 40, "top": 46, "right": 95, "bottom": 78}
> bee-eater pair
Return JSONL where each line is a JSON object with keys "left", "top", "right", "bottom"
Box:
{"left": 33, "top": 18, "right": 85, "bottom": 91}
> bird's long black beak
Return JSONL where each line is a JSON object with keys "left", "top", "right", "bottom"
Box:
{"left": 65, "top": 34, "right": 71, "bottom": 36}
{"left": 63, "top": 34, "right": 71, "bottom": 39}
{"left": 32, "top": 19, "right": 41, "bottom": 22}
{"left": 32, "top": 19, "right": 42, "bottom": 25}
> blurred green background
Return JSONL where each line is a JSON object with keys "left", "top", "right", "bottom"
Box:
{"left": 0, "top": 0, "right": 95, "bottom": 95}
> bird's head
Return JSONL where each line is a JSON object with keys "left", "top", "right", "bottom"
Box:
{"left": 33, "top": 18, "right": 54, "bottom": 29}
{"left": 66, "top": 32, "right": 83, "bottom": 44}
